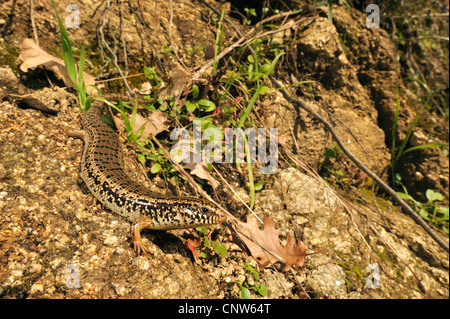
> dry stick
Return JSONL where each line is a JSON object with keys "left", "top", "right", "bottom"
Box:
{"left": 212, "top": 165, "right": 263, "bottom": 224}
{"left": 97, "top": 2, "right": 134, "bottom": 97}
{"left": 119, "top": 4, "right": 129, "bottom": 76}
{"left": 30, "top": 0, "right": 39, "bottom": 46}
{"left": 270, "top": 76, "right": 449, "bottom": 253}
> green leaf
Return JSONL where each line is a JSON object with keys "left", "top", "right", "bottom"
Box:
{"left": 212, "top": 241, "right": 228, "bottom": 257}
{"left": 137, "top": 153, "right": 146, "bottom": 165}
{"left": 204, "top": 237, "right": 211, "bottom": 248}
{"left": 52, "top": 0, "right": 76, "bottom": 85}
{"left": 200, "top": 252, "right": 209, "bottom": 259}
{"left": 419, "top": 208, "right": 430, "bottom": 220}
{"left": 396, "top": 192, "right": 414, "bottom": 201}
{"left": 323, "top": 148, "right": 336, "bottom": 158}
{"left": 259, "top": 85, "right": 271, "bottom": 94}
{"left": 185, "top": 100, "right": 197, "bottom": 113}
{"left": 240, "top": 287, "right": 251, "bottom": 299}
{"left": 402, "top": 143, "right": 448, "bottom": 157}
{"left": 425, "top": 189, "right": 444, "bottom": 202}
{"left": 195, "top": 226, "right": 209, "bottom": 236}
{"left": 353, "top": 266, "right": 363, "bottom": 278}
{"left": 437, "top": 206, "right": 449, "bottom": 219}
{"left": 259, "top": 64, "right": 271, "bottom": 74}
{"left": 197, "top": 99, "right": 216, "bottom": 112}
{"left": 246, "top": 264, "right": 259, "bottom": 280}
{"left": 255, "top": 283, "right": 268, "bottom": 296}
{"left": 254, "top": 182, "right": 263, "bottom": 191}
{"left": 100, "top": 114, "right": 115, "bottom": 126}
{"left": 192, "top": 84, "right": 199, "bottom": 99}
{"left": 159, "top": 103, "right": 168, "bottom": 111}
{"left": 151, "top": 163, "right": 161, "bottom": 174}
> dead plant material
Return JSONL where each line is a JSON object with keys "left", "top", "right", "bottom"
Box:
{"left": 231, "top": 215, "right": 307, "bottom": 272}
{"left": 19, "top": 38, "right": 96, "bottom": 89}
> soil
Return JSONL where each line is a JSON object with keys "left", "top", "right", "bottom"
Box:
{"left": 0, "top": 0, "right": 448, "bottom": 299}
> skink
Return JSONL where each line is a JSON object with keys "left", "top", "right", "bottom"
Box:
{"left": 70, "top": 102, "right": 226, "bottom": 254}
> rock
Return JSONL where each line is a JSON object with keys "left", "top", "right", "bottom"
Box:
{"left": 307, "top": 263, "right": 348, "bottom": 299}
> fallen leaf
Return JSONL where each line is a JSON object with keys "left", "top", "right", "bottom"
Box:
{"left": 160, "top": 66, "right": 187, "bottom": 101}
{"left": 182, "top": 162, "right": 219, "bottom": 189}
{"left": 232, "top": 215, "right": 307, "bottom": 272}
{"left": 19, "top": 38, "right": 96, "bottom": 89}
{"left": 139, "top": 81, "right": 152, "bottom": 95}
{"left": 112, "top": 109, "right": 169, "bottom": 141}
{"left": 138, "top": 111, "right": 169, "bottom": 139}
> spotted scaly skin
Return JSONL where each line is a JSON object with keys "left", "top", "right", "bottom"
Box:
{"left": 78, "top": 103, "right": 226, "bottom": 254}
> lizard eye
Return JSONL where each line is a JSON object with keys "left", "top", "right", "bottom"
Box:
{"left": 202, "top": 207, "right": 209, "bottom": 214}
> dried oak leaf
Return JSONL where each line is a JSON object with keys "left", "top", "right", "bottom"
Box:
{"left": 182, "top": 162, "right": 219, "bottom": 189}
{"left": 19, "top": 38, "right": 96, "bottom": 89}
{"left": 233, "top": 215, "right": 307, "bottom": 272}
{"left": 112, "top": 110, "right": 169, "bottom": 141}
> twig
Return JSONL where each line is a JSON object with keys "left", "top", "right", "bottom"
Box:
{"left": 212, "top": 165, "right": 263, "bottom": 224}
{"left": 97, "top": 1, "right": 134, "bottom": 97}
{"left": 29, "top": 0, "right": 39, "bottom": 46}
{"left": 128, "top": 2, "right": 165, "bottom": 73}
{"left": 118, "top": 3, "right": 129, "bottom": 75}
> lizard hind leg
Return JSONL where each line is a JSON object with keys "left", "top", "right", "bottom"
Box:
{"left": 131, "top": 217, "right": 158, "bottom": 255}
{"left": 66, "top": 128, "right": 86, "bottom": 140}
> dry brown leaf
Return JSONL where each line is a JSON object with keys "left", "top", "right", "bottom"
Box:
{"left": 112, "top": 110, "right": 169, "bottom": 141}
{"left": 233, "top": 215, "right": 307, "bottom": 272}
{"left": 137, "top": 111, "right": 169, "bottom": 139}
{"left": 182, "top": 162, "right": 219, "bottom": 189}
{"left": 19, "top": 38, "right": 96, "bottom": 89}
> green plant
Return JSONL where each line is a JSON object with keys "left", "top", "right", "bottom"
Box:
{"left": 320, "top": 142, "right": 351, "bottom": 186}
{"left": 243, "top": 8, "right": 257, "bottom": 25}
{"left": 233, "top": 50, "right": 283, "bottom": 209}
{"left": 52, "top": 0, "right": 94, "bottom": 112}
{"left": 212, "top": 9, "right": 226, "bottom": 76}
{"left": 391, "top": 88, "right": 447, "bottom": 186}
{"left": 397, "top": 189, "right": 449, "bottom": 234}
{"left": 195, "top": 226, "right": 228, "bottom": 259}
{"left": 143, "top": 66, "right": 163, "bottom": 90}
{"left": 228, "top": 261, "right": 268, "bottom": 299}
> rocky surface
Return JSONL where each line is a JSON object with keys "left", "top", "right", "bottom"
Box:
{"left": 0, "top": 0, "right": 448, "bottom": 299}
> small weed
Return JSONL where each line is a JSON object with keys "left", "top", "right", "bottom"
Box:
{"left": 320, "top": 142, "right": 351, "bottom": 186}
{"left": 227, "top": 260, "right": 268, "bottom": 299}
{"left": 397, "top": 189, "right": 449, "bottom": 234}
{"left": 243, "top": 8, "right": 257, "bottom": 25}
{"left": 391, "top": 88, "right": 447, "bottom": 187}
{"left": 195, "top": 226, "right": 228, "bottom": 259}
